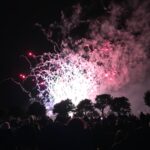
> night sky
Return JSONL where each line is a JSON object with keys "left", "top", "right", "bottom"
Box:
{"left": 0, "top": 0, "right": 76, "bottom": 107}
{"left": 0, "top": 0, "right": 106, "bottom": 108}
{"left": 0, "top": 0, "right": 149, "bottom": 114}
{"left": 0, "top": 0, "right": 106, "bottom": 79}
{"left": 0, "top": 0, "right": 75, "bottom": 79}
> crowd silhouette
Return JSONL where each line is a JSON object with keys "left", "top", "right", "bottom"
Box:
{"left": 0, "top": 91, "right": 150, "bottom": 150}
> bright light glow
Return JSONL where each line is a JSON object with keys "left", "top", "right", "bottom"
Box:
{"left": 24, "top": 37, "right": 147, "bottom": 111}
{"left": 27, "top": 51, "right": 35, "bottom": 58}
{"left": 19, "top": 3, "right": 149, "bottom": 113}
{"left": 29, "top": 52, "right": 101, "bottom": 109}
{"left": 19, "top": 73, "right": 26, "bottom": 80}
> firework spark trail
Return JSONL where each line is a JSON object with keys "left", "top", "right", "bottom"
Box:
{"left": 29, "top": 52, "right": 100, "bottom": 109}
{"left": 18, "top": 0, "right": 150, "bottom": 112}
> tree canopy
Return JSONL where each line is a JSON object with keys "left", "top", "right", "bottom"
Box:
{"left": 28, "top": 101, "right": 46, "bottom": 117}
{"left": 53, "top": 99, "right": 75, "bottom": 116}
{"left": 95, "top": 94, "right": 113, "bottom": 117}
{"left": 144, "top": 91, "right": 150, "bottom": 107}
{"left": 75, "top": 99, "right": 96, "bottom": 118}
{"left": 111, "top": 97, "right": 131, "bottom": 116}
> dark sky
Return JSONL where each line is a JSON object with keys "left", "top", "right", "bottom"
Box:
{"left": 0, "top": 0, "right": 106, "bottom": 80}
{"left": 0, "top": 0, "right": 77, "bottom": 108}
{"left": 0, "top": 0, "right": 76, "bottom": 80}
{"left": 0, "top": 0, "right": 107, "bottom": 108}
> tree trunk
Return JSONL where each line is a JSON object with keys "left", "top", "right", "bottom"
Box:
{"left": 101, "top": 108, "right": 104, "bottom": 118}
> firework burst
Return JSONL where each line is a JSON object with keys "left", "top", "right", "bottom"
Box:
{"left": 17, "top": 1, "right": 150, "bottom": 113}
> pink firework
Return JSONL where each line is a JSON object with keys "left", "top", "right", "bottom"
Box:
{"left": 28, "top": 51, "right": 100, "bottom": 109}
{"left": 18, "top": 2, "right": 150, "bottom": 113}
{"left": 26, "top": 39, "right": 133, "bottom": 109}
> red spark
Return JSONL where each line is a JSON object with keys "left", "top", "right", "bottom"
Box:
{"left": 109, "top": 77, "right": 113, "bottom": 81}
{"left": 105, "top": 73, "right": 109, "bottom": 77}
{"left": 27, "top": 51, "right": 35, "bottom": 58}
{"left": 28, "top": 52, "right": 33, "bottom": 56}
{"left": 19, "top": 73, "right": 26, "bottom": 80}
{"left": 39, "top": 82, "right": 45, "bottom": 85}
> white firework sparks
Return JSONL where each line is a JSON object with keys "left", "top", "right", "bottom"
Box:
{"left": 16, "top": 2, "right": 150, "bottom": 114}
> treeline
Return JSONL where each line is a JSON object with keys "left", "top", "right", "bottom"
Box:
{"left": 1, "top": 91, "right": 149, "bottom": 122}
{"left": 0, "top": 91, "right": 150, "bottom": 150}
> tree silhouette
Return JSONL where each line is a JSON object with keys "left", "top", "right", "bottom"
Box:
{"left": 53, "top": 99, "right": 75, "bottom": 121}
{"left": 144, "top": 91, "right": 150, "bottom": 107}
{"left": 9, "top": 106, "right": 26, "bottom": 117}
{"left": 75, "top": 99, "right": 97, "bottom": 118}
{"left": 28, "top": 101, "right": 46, "bottom": 117}
{"left": 111, "top": 97, "right": 131, "bottom": 116}
{"left": 95, "top": 94, "right": 113, "bottom": 118}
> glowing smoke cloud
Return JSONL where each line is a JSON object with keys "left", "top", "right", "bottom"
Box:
{"left": 19, "top": 1, "right": 150, "bottom": 113}
{"left": 26, "top": 40, "right": 131, "bottom": 110}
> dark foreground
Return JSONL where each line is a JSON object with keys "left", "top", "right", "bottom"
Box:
{"left": 0, "top": 114, "right": 150, "bottom": 150}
